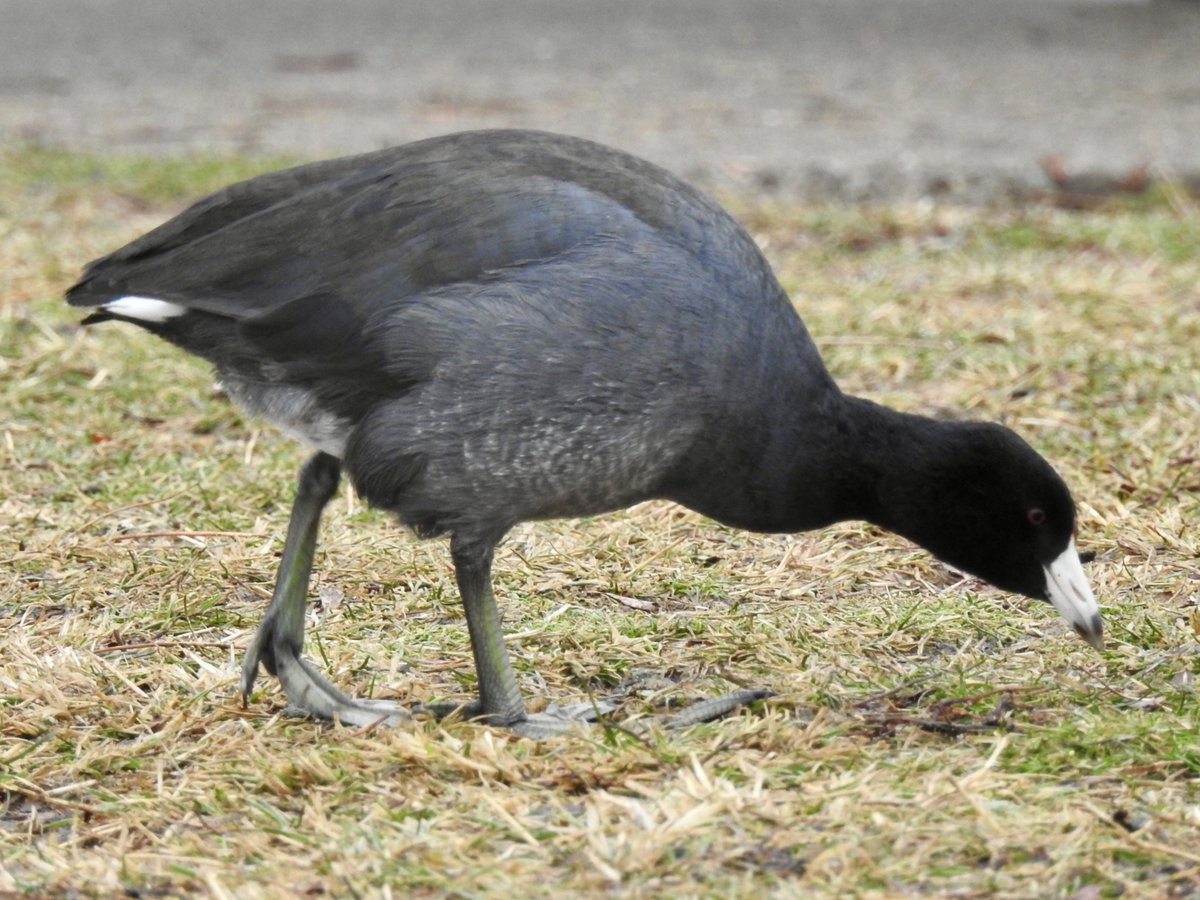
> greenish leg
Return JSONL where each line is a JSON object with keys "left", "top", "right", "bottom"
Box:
{"left": 241, "top": 456, "right": 766, "bottom": 737}
{"left": 416, "top": 534, "right": 614, "bottom": 738}
{"left": 447, "top": 535, "right": 526, "bottom": 724}
{"left": 241, "top": 451, "right": 409, "bottom": 727}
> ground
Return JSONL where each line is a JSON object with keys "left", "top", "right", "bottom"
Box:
{"left": 0, "top": 148, "right": 1197, "bottom": 897}
{"left": 1, "top": 3, "right": 1199, "bottom": 893}
{"left": 2, "top": 0, "right": 1199, "bottom": 200}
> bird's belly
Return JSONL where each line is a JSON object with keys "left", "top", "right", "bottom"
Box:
{"left": 219, "top": 376, "right": 351, "bottom": 457}
{"left": 344, "top": 387, "right": 703, "bottom": 534}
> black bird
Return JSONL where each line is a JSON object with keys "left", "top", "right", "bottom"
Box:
{"left": 68, "top": 130, "right": 1102, "bottom": 735}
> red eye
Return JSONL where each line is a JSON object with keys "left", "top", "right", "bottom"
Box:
{"left": 1027, "top": 508, "right": 1047, "bottom": 526}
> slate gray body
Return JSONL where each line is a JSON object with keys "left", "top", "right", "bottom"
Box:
{"left": 70, "top": 130, "right": 837, "bottom": 539}
{"left": 67, "top": 130, "right": 1102, "bottom": 732}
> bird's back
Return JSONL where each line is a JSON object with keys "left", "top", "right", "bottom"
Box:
{"left": 68, "top": 130, "right": 773, "bottom": 317}
{"left": 67, "top": 130, "right": 835, "bottom": 535}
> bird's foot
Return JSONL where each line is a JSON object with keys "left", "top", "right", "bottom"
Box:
{"left": 413, "top": 689, "right": 772, "bottom": 737}
{"left": 280, "top": 695, "right": 412, "bottom": 728}
{"left": 244, "top": 638, "right": 411, "bottom": 728}
{"left": 661, "top": 688, "right": 775, "bottom": 729}
{"left": 414, "top": 697, "right": 618, "bottom": 738}
{"left": 256, "top": 681, "right": 772, "bottom": 734}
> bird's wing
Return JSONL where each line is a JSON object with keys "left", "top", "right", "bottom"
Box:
{"left": 64, "top": 131, "right": 777, "bottom": 387}
{"left": 64, "top": 131, "right": 729, "bottom": 315}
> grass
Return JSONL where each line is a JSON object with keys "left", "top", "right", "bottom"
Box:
{"left": 1, "top": 144, "right": 1198, "bottom": 898}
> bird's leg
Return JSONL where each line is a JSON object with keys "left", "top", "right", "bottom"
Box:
{"left": 414, "top": 534, "right": 768, "bottom": 736}
{"left": 441, "top": 534, "right": 525, "bottom": 724}
{"left": 411, "top": 535, "right": 606, "bottom": 737}
{"left": 240, "top": 462, "right": 760, "bottom": 736}
{"left": 241, "top": 451, "right": 409, "bottom": 727}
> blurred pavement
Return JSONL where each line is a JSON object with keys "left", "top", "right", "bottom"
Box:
{"left": 2, "top": 0, "right": 1198, "bottom": 200}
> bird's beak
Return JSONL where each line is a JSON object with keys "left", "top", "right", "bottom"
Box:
{"left": 1044, "top": 537, "right": 1104, "bottom": 650}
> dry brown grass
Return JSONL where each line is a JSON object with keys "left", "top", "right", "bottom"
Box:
{"left": 1, "top": 148, "right": 1197, "bottom": 897}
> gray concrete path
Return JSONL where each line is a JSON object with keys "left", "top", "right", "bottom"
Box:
{"left": 2, "top": 0, "right": 1198, "bottom": 200}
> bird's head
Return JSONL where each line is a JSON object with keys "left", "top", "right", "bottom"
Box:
{"left": 886, "top": 421, "right": 1103, "bottom": 649}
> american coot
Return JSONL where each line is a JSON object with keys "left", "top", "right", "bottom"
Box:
{"left": 68, "top": 129, "right": 1102, "bottom": 735}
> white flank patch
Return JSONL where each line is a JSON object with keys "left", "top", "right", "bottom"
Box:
{"left": 102, "top": 296, "right": 188, "bottom": 323}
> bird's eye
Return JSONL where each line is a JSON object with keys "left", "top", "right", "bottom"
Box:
{"left": 1027, "top": 508, "right": 1047, "bottom": 526}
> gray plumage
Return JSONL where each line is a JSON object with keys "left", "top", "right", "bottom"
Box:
{"left": 68, "top": 130, "right": 1102, "bottom": 733}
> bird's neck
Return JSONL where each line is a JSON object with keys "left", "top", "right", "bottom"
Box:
{"left": 810, "top": 395, "right": 943, "bottom": 534}
{"left": 711, "top": 393, "right": 948, "bottom": 538}
{"left": 773, "top": 393, "right": 925, "bottom": 533}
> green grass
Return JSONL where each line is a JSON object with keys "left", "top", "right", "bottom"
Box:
{"left": 1, "top": 147, "right": 1198, "bottom": 897}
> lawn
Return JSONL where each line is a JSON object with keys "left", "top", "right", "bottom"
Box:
{"left": 1, "top": 146, "right": 1197, "bottom": 897}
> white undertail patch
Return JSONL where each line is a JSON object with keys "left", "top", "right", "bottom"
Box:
{"left": 102, "top": 296, "right": 188, "bottom": 323}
